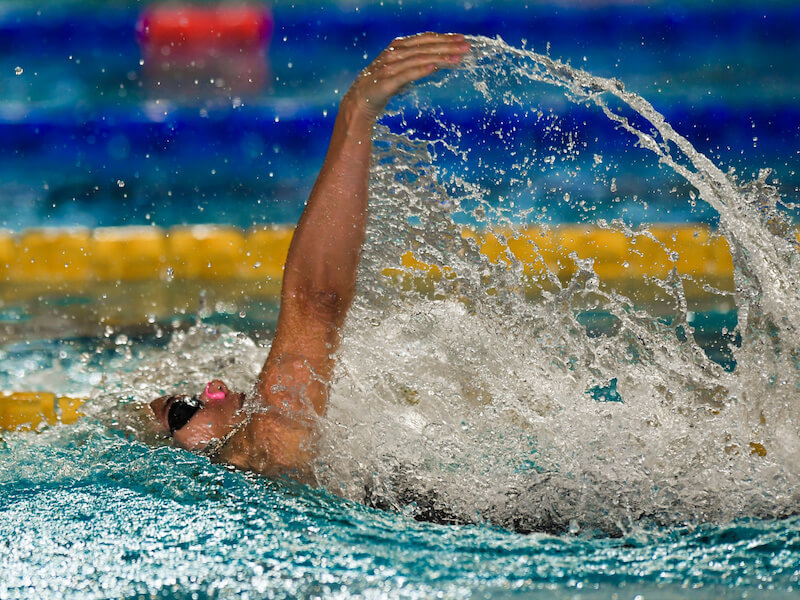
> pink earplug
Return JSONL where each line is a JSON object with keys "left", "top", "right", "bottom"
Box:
{"left": 205, "top": 383, "right": 226, "bottom": 401}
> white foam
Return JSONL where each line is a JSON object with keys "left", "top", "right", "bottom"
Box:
{"left": 313, "top": 36, "right": 799, "bottom": 532}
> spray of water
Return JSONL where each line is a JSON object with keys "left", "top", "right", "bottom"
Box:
{"left": 73, "top": 36, "right": 800, "bottom": 535}
{"left": 310, "top": 36, "right": 800, "bottom": 534}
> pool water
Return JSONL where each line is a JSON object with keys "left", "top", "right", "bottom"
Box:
{"left": 2, "top": 2, "right": 800, "bottom": 599}
{"left": 2, "top": 424, "right": 799, "bottom": 598}
{"left": 1, "top": 317, "right": 799, "bottom": 598}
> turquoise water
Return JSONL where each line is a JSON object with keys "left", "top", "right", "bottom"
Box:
{"left": 2, "top": 10, "right": 800, "bottom": 599}
{"left": 1, "top": 398, "right": 799, "bottom": 598}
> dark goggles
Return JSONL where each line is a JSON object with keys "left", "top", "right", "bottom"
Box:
{"left": 167, "top": 395, "right": 202, "bottom": 434}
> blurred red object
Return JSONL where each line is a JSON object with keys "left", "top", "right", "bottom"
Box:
{"left": 137, "top": 4, "right": 271, "bottom": 50}
{"left": 137, "top": 3, "right": 273, "bottom": 99}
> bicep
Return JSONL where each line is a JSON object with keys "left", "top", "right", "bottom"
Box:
{"left": 259, "top": 282, "right": 345, "bottom": 415}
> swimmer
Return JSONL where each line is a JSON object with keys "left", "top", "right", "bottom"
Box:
{"left": 150, "top": 33, "right": 472, "bottom": 482}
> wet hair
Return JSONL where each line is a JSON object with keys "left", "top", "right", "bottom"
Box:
{"left": 166, "top": 395, "right": 202, "bottom": 434}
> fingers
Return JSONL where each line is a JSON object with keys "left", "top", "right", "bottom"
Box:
{"left": 375, "top": 34, "right": 470, "bottom": 88}
{"left": 382, "top": 34, "right": 469, "bottom": 64}
{"left": 364, "top": 62, "right": 447, "bottom": 104}
{"left": 390, "top": 32, "right": 465, "bottom": 49}
{"left": 382, "top": 44, "right": 469, "bottom": 67}
{"left": 380, "top": 51, "right": 463, "bottom": 79}
{"left": 344, "top": 33, "right": 469, "bottom": 117}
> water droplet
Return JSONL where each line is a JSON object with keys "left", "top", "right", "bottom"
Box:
{"left": 14, "top": 66, "right": 23, "bottom": 75}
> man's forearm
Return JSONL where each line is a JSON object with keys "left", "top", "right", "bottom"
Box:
{"left": 281, "top": 96, "right": 375, "bottom": 322}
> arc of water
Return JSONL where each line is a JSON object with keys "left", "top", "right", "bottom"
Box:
{"left": 466, "top": 35, "right": 799, "bottom": 342}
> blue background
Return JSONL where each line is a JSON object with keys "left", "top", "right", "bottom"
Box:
{"left": 1, "top": 0, "right": 798, "bottom": 229}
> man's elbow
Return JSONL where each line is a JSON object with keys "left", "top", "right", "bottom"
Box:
{"left": 304, "top": 286, "right": 353, "bottom": 323}
{"left": 283, "top": 267, "right": 353, "bottom": 318}
{"left": 310, "top": 288, "right": 344, "bottom": 314}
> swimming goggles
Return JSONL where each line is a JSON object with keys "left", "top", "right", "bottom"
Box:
{"left": 167, "top": 395, "right": 202, "bottom": 434}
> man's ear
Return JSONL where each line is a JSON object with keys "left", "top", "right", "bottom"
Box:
{"left": 149, "top": 396, "right": 171, "bottom": 432}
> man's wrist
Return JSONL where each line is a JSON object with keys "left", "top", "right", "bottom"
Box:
{"left": 339, "top": 92, "right": 380, "bottom": 130}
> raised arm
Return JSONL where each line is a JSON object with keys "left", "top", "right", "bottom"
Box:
{"left": 260, "top": 34, "right": 470, "bottom": 410}
{"left": 220, "top": 34, "right": 470, "bottom": 479}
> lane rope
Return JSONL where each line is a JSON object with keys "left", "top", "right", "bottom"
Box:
{"left": 1, "top": 223, "right": 781, "bottom": 283}
{"left": 0, "top": 392, "right": 84, "bottom": 431}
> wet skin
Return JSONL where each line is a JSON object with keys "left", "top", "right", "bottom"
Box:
{"left": 150, "top": 33, "right": 472, "bottom": 479}
{"left": 150, "top": 380, "right": 246, "bottom": 451}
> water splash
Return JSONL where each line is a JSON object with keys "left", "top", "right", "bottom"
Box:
{"left": 86, "top": 326, "right": 267, "bottom": 444}
{"left": 41, "top": 36, "right": 798, "bottom": 535}
{"left": 314, "top": 36, "right": 800, "bottom": 534}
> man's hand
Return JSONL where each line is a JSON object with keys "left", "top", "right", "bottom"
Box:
{"left": 344, "top": 33, "right": 471, "bottom": 118}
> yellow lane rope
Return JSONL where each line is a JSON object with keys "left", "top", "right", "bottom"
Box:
{"left": 0, "top": 392, "right": 84, "bottom": 431}
{"left": 0, "top": 225, "right": 294, "bottom": 282}
{"left": 2, "top": 223, "right": 787, "bottom": 283}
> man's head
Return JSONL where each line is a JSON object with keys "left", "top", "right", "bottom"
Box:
{"left": 150, "top": 379, "right": 246, "bottom": 451}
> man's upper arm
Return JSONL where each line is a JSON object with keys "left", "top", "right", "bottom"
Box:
{"left": 258, "top": 283, "right": 343, "bottom": 417}
{"left": 224, "top": 290, "right": 338, "bottom": 479}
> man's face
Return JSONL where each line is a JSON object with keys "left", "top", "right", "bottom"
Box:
{"left": 150, "top": 379, "right": 246, "bottom": 451}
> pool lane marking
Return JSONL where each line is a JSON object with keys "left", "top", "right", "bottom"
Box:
{"left": 1, "top": 225, "right": 293, "bottom": 283}
{"left": 2, "top": 223, "right": 789, "bottom": 283}
{"left": 0, "top": 392, "right": 84, "bottom": 431}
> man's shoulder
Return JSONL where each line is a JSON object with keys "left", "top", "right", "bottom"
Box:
{"left": 258, "top": 350, "right": 329, "bottom": 416}
{"left": 218, "top": 409, "right": 318, "bottom": 480}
